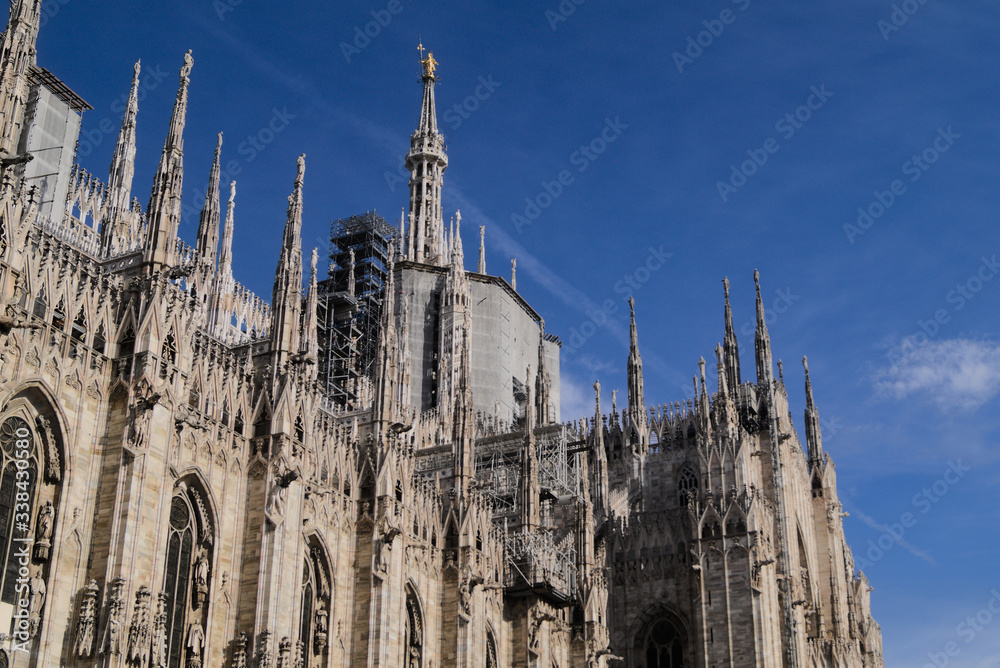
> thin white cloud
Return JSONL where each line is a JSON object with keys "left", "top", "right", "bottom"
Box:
{"left": 560, "top": 374, "right": 596, "bottom": 422}
{"left": 849, "top": 506, "right": 937, "bottom": 567}
{"left": 873, "top": 339, "right": 1000, "bottom": 412}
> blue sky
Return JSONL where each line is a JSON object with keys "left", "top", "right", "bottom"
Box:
{"left": 35, "top": 0, "right": 1000, "bottom": 664}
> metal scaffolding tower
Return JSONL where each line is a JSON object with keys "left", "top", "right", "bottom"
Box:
{"left": 317, "top": 211, "right": 397, "bottom": 407}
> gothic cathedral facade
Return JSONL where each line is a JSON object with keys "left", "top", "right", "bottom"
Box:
{"left": 0, "top": 2, "right": 883, "bottom": 666}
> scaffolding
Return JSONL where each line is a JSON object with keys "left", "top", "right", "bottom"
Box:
{"left": 317, "top": 211, "right": 397, "bottom": 407}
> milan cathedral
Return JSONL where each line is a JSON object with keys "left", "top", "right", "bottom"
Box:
{"left": 0, "top": 2, "right": 883, "bottom": 666}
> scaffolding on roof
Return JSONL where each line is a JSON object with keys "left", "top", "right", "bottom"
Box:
{"left": 317, "top": 211, "right": 397, "bottom": 407}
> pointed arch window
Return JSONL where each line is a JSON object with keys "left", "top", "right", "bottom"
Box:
{"left": 31, "top": 288, "right": 46, "bottom": 320}
{"left": 299, "top": 543, "right": 331, "bottom": 662}
{"left": 677, "top": 464, "right": 699, "bottom": 507}
{"left": 0, "top": 416, "right": 39, "bottom": 604}
{"left": 51, "top": 298, "right": 66, "bottom": 331}
{"left": 162, "top": 485, "right": 212, "bottom": 668}
{"left": 486, "top": 628, "right": 498, "bottom": 668}
{"left": 93, "top": 322, "right": 107, "bottom": 356}
{"left": 71, "top": 309, "right": 87, "bottom": 341}
{"left": 405, "top": 590, "right": 423, "bottom": 667}
{"left": 643, "top": 619, "right": 684, "bottom": 668}
{"left": 160, "top": 333, "right": 177, "bottom": 378}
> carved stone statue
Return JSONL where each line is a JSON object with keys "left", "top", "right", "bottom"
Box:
{"left": 314, "top": 598, "right": 328, "bottom": 651}
{"left": 75, "top": 579, "right": 100, "bottom": 657}
{"left": 151, "top": 592, "right": 168, "bottom": 668}
{"left": 28, "top": 569, "right": 45, "bottom": 637}
{"left": 102, "top": 578, "right": 126, "bottom": 656}
{"left": 186, "top": 619, "right": 205, "bottom": 667}
{"left": 127, "top": 586, "right": 152, "bottom": 665}
{"left": 180, "top": 49, "right": 194, "bottom": 80}
{"left": 296, "top": 154, "right": 306, "bottom": 185}
{"left": 130, "top": 405, "right": 151, "bottom": 450}
{"left": 34, "top": 499, "right": 54, "bottom": 561}
{"left": 193, "top": 548, "right": 210, "bottom": 608}
{"left": 276, "top": 635, "right": 292, "bottom": 668}
{"left": 232, "top": 632, "right": 248, "bottom": 668}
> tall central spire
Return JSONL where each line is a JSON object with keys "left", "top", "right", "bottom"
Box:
{"left": 404, "top": 44, "right": 448, "bottom": 266}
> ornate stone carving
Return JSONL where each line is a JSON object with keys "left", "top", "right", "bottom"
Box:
{"left": 74, "top": 579, "right": 100, "bottom": 657}
{"left": 151, "top": 592, "right": 168, "bottom": 668}
{"left": 193, "top": 547, "right": 210, "bottom": 609}
{"left": 126, "top": 585, "right": 151, "bottom": 665}
{"left": 101, "top": 577, "right": 127, "bottom": 656}
{"left": 33, "top": 499, "right": 54, "bottom": 561}
{"left": 232, "top": 631, "right": 249, "bottom": 668}
{"left": 186, "top": 619, "right": 205, "bottom": 667}
{"left": 28, "top": 568, "right": 45, "bottom": 637}
{"left": 314, "top": 598, "right": 328, "bottom": 652}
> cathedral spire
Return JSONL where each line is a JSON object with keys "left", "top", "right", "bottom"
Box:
{"left": 300, "top": 248, "right": 319, "bottom": 369}
{"left": 145, "top": 50, "right": 193, "bottom": 271}
{"left": 627, "top": 296, "right": 646, "bottom": 432}
{"left": 105, "top": 60, "right": 141, "bottom": 226}
{"left": 405, "top": 45, "right": 448, "bottom": 265}
{"left": 195, "top": 132, "right": 223, "bottom": 270}
{"left": 754, "top": 269, "right": 774, "bottom": 386}
{"left": 0, "top": 0, "right": 42, "bottom": 156}
{"left": 520, "top": 366, "right": 540, "bottom": 530}
{"left": 723, "top": 277, "right": 741, "bottom": 395}
{"left": 270, "top": 155, "right": 305, "bottom": 366}
{"left": 210, "top": 181, "right": 236, "bottom": 334}
{"left": 477, "top": 225, "right": 486, "bottom": 274}
{"left": 803, "top": 356, "right": 824, "bottom": 468}
{"left": 535, "top": 322, "right": 551, "bottom": 425}
{"left": 218, "top": 181, "right": 236, "bottom": 286}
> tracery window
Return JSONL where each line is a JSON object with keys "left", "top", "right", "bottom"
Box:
{"left": 677, "top": 465, "right": 698, "bottom": 507}
{"left": 0, "top": 416, "right": 38, "bottom": 604}
{"left": 164, "top": 495, "right": 194, "bottom": 668}
{"left": 162, "top": 486, "right": 212, "bottom": 668}
{"left": 486, "top": 629, "right": 498, "bottom": 668}
{"left": 299, "top": 544, "right": 331, "bottom": 665}
{"left": 405, "top": 590, "right": 423, "bottom": 668}
{"left": 643, "top": 619, "right": 684, "bottom": 668}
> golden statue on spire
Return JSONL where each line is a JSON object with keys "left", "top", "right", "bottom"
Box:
{"left": 418, "top": 42, "right": 438, "bottom": 79}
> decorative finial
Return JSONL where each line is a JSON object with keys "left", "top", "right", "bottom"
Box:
{"left": 229, "top": 180, "right": 236, "bottom": 204}
{"left": 723, "top": 276, "right": 730, "bottom": 297}
{"left": 180, "top": 50, "right": 193, "bottom": 80}
{"left": 296, "top": 154, "right": 306, "bottom": 186}
{"left": 628, "top": 295, "right": 635, "bottom": 313}
{"left": 420, "top": 48, "right": 438, "bottom": 80}
{"left": 311, "top": 248, "right": 318, "bottom": 276}
{"left": 778, "top": 359, "right": 784, "bottom": 383}
{"left": 511, "top": 258, "right": 517, "bottom": 290}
